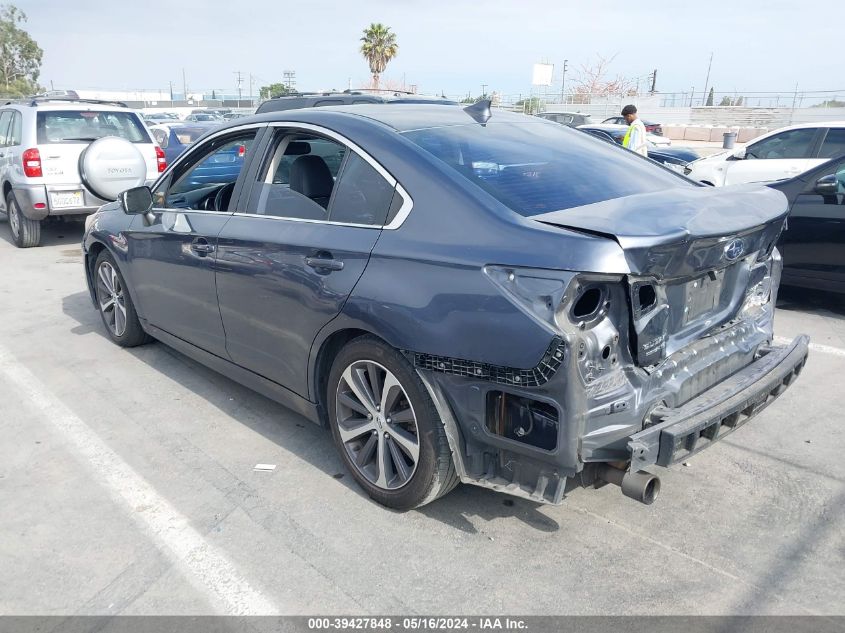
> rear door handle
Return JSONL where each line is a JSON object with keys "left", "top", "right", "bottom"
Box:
{"left": 305, "top": 255, "right": 344, "bottom": 272}
{"left": 191, "top": 237, "right": 215, "bottom": 256}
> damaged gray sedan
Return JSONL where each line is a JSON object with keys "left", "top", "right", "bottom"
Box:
{"left": 83, "top": 103, "right": 809, "bottom": 509}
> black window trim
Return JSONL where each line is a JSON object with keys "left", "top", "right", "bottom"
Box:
{"left": 230, "top": 121, "right": 413, "bottom": 230}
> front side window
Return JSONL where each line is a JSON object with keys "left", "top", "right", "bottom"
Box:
{"left": 746, "top": 128, "right": 817, "bottom": 160}
{"left": 247, "top": 130, "right": 396, "bottom": 226}
{"left": 818, "top": 128, "right": 845, "bottom": 159}
{"left": 404, "top": 121, "right": 691, "bottom": 217}
{"left": 36, "top": 110, "right": 150, "bottom": 144}
{"left": 153, "top": 130, "right": 256, "bottom": 210}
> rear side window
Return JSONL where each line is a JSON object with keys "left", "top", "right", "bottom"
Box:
{"left": 329, "top": 153, "right": 395, "bottom": 225}
{"left": 248, "top": 131, "right": 396, "bottom": 226}
{"left": 746, "top": 128, "right": 817, "bottom": 160}
{"left": 404, "top": 121, "right": 691, "bottom": 217}
{"left": 819, "top": 128, "right": 845, "bottom": 159}
{"left": 36, "top": 110, "right": 150, "bottom": 144}
{"left": 0, "top": 111, "right": 11, "bottom": 146}
{"left": 9, "top": 112, "right": 22, "bottom": 145}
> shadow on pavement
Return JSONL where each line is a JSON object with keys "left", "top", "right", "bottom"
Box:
{"left": 61, "top": 290, "right": 561, "bottom": 533}
{"left": 777, "top": 285, "right": 845, "bottom": 318}
{"left": 0, "top": 215, "right": 86, "bottom": 248}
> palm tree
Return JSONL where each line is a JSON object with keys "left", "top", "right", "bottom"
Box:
{"left": 360, "top": 23, "right": 398, "bottom": 88}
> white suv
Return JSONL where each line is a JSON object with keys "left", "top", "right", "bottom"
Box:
{"left": 685, "top": 122, "right": 845, "bottom": 186}
{"left": 0, "top": 97, "right": 165, "bottom": 247}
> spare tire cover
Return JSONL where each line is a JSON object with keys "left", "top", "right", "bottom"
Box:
{"left": 79, "top": 136, "right": 148, "bottom": 201}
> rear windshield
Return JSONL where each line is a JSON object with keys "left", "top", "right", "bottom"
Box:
{"left": 37, "top": 110, "right": 149, "bottom": 144}
{"left": 172, "top": 127, "right": 209, "bottom": 145}
{"left": 403, "top": 121, "right": 692, "bottom": 216}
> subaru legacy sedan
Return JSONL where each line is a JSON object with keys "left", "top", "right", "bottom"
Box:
{"left": 82, "top": 104, "right": 809, "bottom": 510}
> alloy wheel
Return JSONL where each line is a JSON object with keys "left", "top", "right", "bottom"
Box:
{"left": 335, "top": 360, "right": 420, "bottom": 490}
{"left": 96, "top": 261, "right": 127, "bottom": 337}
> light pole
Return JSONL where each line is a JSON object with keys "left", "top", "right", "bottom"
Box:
{"left": 481, "top": 84, "right": 487, "bottom": 99}
{"left": 559, "top": 59, "right": 568, "bottom": 103}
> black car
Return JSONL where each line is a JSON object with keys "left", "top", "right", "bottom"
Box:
{"left": 536, "top": 111, "right": 593, "bottom": 127}
{"left": 767, "top": 153, "right": 845, "bottom": 293}
{"left": 81, "top": 104, "right": 807, "bottom": 510}
{"left": 256, "top": 92, "right": 458, "bottom": 114}
{"left": 579, "top": 125, "right": 700, "bottom": 168}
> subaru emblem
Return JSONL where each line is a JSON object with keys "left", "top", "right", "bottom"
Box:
{"left": 724, "top": 239, "right": 745, "bottom": 261}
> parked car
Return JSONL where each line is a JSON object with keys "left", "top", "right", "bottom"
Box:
{"left": 184, "top": 113, "right": 223, "bottom": 123}
{"left": 256, "top": 92, "right": 457, "bottom": 114}
{"left": 578, "top": 124, "right": 698, "bottom": 169}
{"left": 0, "top": 97, "right": 165, "bottom": 247}
{"left": 578, "top": 122, "right": 671, "bottom": 146}
{"left": 685, "top": 122, "right": 845, "bottom": 186}
{"left": 144, "top": 112, "right": 179, "bottom": 123}
{"left": 765, "top": 153, "right": 845, "bottom": 293}
{"left": 82, "top": 104, "right": 807, "bottom": 510}
{"left": 536, "top": 111, "right": 593, "bottom": 127}
{"left": 149, "top": 122, "right": 219, "bottom": 164}
{"left": 222, "top": 112, "right": 250, "bottom": 121}
{"left": 602, "top": 115, "right": 663, "bottom": 136}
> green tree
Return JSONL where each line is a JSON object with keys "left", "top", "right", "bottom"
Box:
{"left": 719, "top": 95, "right": 733, "bottom": 106}
{"left": 0, "top": 4, "right": 42, "bottom": 96}
{"left": 515, "top": 96, "right": 544, "bottom": 114}
{"left": 705, "top": 87, "right": 714, "bottom": 106}
{"left": 259, "top": 82, "right": 296, "bottom": 100}
{"left": 813, "top": 99, "right": 845, "bottom": 108}
{"left": 359, "top": 23, "right": 398, "bottom": 87}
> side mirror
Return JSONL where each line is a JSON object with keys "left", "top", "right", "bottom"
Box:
{"left": 814, "top": 173, "right": 839, "bottom": 196}
{"left": 118, "top": 186, "right": 153, "bottom": 215}
{"left": 731, "top": 147, "right": 746, "bottom": 160}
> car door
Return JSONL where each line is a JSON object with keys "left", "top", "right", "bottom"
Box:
{"left": 724, "top": 127, "right": 820, "bottom": 185}
{"left": 214, "top": 125, "right": 402, "bottom": 398}
{"left": 779, "top": 157, "right": 845, "bottom": 289}
{"left": 124, "top": 126, "right": 262, "bottom": 357}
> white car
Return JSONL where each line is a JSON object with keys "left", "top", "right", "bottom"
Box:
{"left": 685, "top": 122, "right": 845, "bottom": 186}
{"left": 0, "top": 97, "right": 165, "bottom": 247}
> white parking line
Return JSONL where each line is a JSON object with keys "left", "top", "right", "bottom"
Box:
{"left": 774, "top": 336, "right": 845, "bottom": 358}
{"left": 0, "top": 344, "right": 280, "bottom": 615}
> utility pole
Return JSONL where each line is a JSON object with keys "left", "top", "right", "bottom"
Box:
{"left": 234, "top": 71, "right": 243, "bottom": 107}
{"left": 702, "top": 52, "right": 713, "bottom": 107}
{"left": 481, "top": 84, "right": 487, "bottom": 98}
{"left": 182, "top": 68, "right": 188, "bottom": 102}
{"left": 650, "top": 68, "right": 657, "bottom": 94}
{"left": 248, "top": 74, "right": 254, "bottom": 107}
{"left": 168, "top": 81, "right": 174, "bottom": 106}
{"left": 559, "top": 59, "right": 568, "bottom": 103}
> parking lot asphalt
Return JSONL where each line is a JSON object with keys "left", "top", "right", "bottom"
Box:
{"left": 1, "top": 219, "right": 843, "bottom": 616}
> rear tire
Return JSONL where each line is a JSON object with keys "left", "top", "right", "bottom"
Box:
{"left": 327, "top": 335, "right": 458, "bottom": 510}
{"left": 7, "top": 192, "right": 41, "bottom": 248}
{"left": 94, "top": 250, "right": 151, "bottom": 347}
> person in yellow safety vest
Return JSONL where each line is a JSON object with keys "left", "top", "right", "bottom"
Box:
{"left": 621, "top": 104, "right": 648, "bottom": 157}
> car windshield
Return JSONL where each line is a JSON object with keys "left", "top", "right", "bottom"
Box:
{"left": 37, "top": 110, "right": 149, "bottom": 144}
{"left": 403, "top": 121, "right": 692, "bottom": 216}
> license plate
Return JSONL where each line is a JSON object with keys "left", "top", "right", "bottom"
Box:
{"left": 50, "top": 190, "right": 84, "bottom": 209}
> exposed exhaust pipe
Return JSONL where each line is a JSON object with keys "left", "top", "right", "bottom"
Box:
{"left": 597, "top": 465, "right": 661, "bottom": 505}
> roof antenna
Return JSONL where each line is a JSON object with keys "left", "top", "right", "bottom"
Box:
{"left": 463, "top": 99, "right": 492, "bottom": 125}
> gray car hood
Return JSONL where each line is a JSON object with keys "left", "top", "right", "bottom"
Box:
{"left": 534, "top": 184, "right": 789, "bottom": 279}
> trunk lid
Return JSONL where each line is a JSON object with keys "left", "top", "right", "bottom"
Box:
{"left": 534, "top": 185, "right": 788, "bottom": 364}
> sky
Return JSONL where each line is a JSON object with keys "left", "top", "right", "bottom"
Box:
{"left": 15, "top": 0, "right": 844, "bottom": 101}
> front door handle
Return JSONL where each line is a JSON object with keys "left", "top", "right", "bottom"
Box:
{"left": 305, "top": 254, "right": 344, "bottom": 272}
{"left": 191, "top": 238, "right": 215, "bottom": 256}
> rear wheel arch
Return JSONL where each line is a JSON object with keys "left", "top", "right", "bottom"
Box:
{"left": 312, "top": 327, "right": 381, "bottom": 426}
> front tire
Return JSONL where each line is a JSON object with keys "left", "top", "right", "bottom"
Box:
{"left": 327, "top": 336, "right": 458, "bottom": 510}
{"left": 7, "top": 192, "right": 41, "bottom": 248}
{"left": 94, "top": 250, "right": 151, "bottom": 347}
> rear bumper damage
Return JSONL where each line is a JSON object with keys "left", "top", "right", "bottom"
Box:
{"left": 628, "top": 335, "right": 809, "bottom": 469}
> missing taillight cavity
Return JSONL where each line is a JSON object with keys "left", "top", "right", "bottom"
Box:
{"left": 637, "top": 284, "right": 657, "bottom": 312}
{"left": 572, "top": 287, "right": 602, "bottom": 319}
{"left": 486, "top": 391, "right": 558, "bottom": 451}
